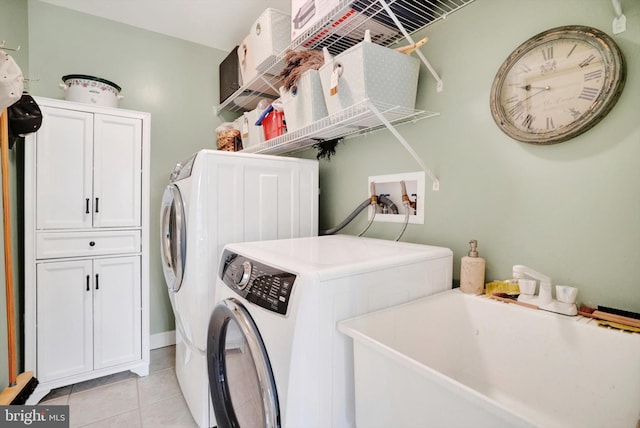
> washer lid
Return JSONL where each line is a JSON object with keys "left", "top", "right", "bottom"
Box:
{"left": 223, "top": 235, "right": 452, "bottom": 279}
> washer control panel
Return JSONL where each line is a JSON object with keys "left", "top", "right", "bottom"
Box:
{"left": 220, "top": 250, "right": 296, "bottom": 316}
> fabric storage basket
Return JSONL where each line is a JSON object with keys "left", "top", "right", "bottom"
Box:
{"left": 279, "top": 69, "right": 328, "bottom": 132}
{"left": 252, "top": 8, "right": 291, "bottom": 74}
{"left": 319, "top": 40, "right": 420, "bottom": 115}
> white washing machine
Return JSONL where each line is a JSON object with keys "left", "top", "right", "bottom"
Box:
{"left": 207, "top": 235, "right": 453, "bottom": 428}
{"left": 160, "top": 149, "right": 318, "bottom": 428}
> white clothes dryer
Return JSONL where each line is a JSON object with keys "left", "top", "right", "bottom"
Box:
{"left": 207, "top": 235, "right": 453, "bottom": 428}
{"left": 160, "top": 150, "right": 318, "bottom": 427}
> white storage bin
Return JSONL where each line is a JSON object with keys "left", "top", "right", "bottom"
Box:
{"left": 241, "top": 108, "right": 265, "bottom": 149}
{"left": 319, "top": 40, "right": 420, "bottom": 115}
{"left": 238, "top": 33, "right": 258, "bottom": 84}
{"left": 279, "top": 69, "right": 328, "bottom": 132}
{"left": 252, "top": 8, "right": 291, "bottom": 73}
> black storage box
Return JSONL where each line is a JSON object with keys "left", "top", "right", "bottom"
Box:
{"left": 219, "top": 46, "right": 242, "bottom": 103}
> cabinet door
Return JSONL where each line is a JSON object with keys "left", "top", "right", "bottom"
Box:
{"left": 36, "top": 260, "right": 93, "bottom": 382}
{"left": 93, "top": 256, "right": 141, "bottom": 369}
{"left": 93, "top": 115, "right": 142, "bottom": 228}
{"left": 36, "top": 107, "right": 93, "bottom": 230}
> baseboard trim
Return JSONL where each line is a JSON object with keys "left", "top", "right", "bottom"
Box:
{"left": 150, "top": 330, "right": 176, "bottom": 349}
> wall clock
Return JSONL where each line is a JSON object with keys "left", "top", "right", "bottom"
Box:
{"left": 490, "top": 25, "right": 626, "bottom": 145}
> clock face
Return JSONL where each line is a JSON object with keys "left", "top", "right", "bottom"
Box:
{"left": 490, "top": 26, "right": 626, "bottom": 144}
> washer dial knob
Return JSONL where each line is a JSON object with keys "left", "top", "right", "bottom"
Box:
{"left": 234, "top": 261, "right": 252, "bottom": 289}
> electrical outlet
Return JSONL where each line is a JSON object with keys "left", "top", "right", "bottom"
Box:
{"left": 368, "top": 172, "right": 425, "bottom": 224}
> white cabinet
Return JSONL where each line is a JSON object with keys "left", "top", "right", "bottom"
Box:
{"left": 36, "top": 107, "right": 142, "bottom": 230}
{"left": 24, "top": 98, "right": 150, "bottom": 403}
{"left": 36, "top": 259, "right": 93, "bottom": 381}
{"left": 36, "top": 256, "right": 141, "bottom": 383}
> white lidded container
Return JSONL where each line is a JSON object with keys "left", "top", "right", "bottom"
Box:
{"left": 252, "top": 8, "right": 291, "bottom": 74}
{"left": 319, "top": 37, "right": 420, "bottom": 114}
{"left": 279, "top": 69, "right": 328, "bottom": 132}
{"left": 59, "top": 74, "right": 123, "bottom": 108}
{"left": 241, "top": 107, "right": 266, "bottom": 149}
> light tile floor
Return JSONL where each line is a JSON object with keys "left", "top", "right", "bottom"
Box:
{"left": 39, "top": 345, "right": 198, "bottom": 428}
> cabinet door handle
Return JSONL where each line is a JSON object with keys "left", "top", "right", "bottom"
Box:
{"left": 85, "top": 198, "right": 90, "bottom": 214}
{"left": 95, "top": 274, "right": 99, "bottom": 290}
{"left": 89, "top": 241, "right": 96, "bottom": 247}
{"left": 86, "top": 275, "right": 90, "bottom": 291}
{"left": 95, "top": 197, "right": 99, "bottom": 213}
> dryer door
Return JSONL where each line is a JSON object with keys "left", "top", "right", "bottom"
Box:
{"left": 208, "top": 298, "right": 280, "bottom": 428}
{"left": 160, "top": 184, "right": 186, "bottom": 292}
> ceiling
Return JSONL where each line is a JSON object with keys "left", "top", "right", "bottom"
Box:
{"left": 38, "top": 0, "right": 292, "bottom": 52}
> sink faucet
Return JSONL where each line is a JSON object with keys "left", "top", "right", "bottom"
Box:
{"left": 511, "top": 264, "right": 578, "bottom": 316}
{"left": 512, "top": 264, "right": 552, "bottom": 305}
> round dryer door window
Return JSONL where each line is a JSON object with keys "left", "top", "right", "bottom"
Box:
{"left": 207, "top": 298, "right": 280, "bottom": 428}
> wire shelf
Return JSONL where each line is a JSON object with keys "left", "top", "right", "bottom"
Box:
{"left": 240, "top": 99, "right": 439, "bottom": 155}
{"left": 218, "top": 0, "right": 476, "bottom": 113}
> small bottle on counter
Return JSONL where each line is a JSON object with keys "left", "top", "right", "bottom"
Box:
{"left": 460, "top": 240, "right": 486, "bottom": 295}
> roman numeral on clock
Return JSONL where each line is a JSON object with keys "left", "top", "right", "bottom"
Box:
{"left": 518, "top": 63, "right": 532, "bottom": 74}
{"left": 508, "top": 102, "right": 524, "bottom": 118}
{"left": 522, "top": 114, "right": 534, "bottom": 129}
{"left": 579, "top": 54, "right": 596, "bottom": 68}
{"left": 546, "top": 117, "right": 555, "bottom": 130}
{"left": 578, "top": 87, "right": 599, "bottom": 101}
{"left": 584, "top": 69, "right": 603, "bottom": 81}
{"left": 542, "top": 46, "right": 554, "bottom": 61}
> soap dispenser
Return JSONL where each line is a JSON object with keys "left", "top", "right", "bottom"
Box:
{"left": 460, "top": 240, "right": 485, "bottom": 295}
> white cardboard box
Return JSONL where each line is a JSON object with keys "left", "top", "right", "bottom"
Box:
{"left": 238, "top": 33, "right": 258, "bottom": 84}
{"left": 291, "top": 0, "right": 339, "bottom": 41}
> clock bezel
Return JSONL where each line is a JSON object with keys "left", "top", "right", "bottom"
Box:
{"left": 489, "top": 25, "right": 626, "bottom": 145}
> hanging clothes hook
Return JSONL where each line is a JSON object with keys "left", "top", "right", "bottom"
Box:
{"left": 611, "top": 0, "right": 626, "bottom": 34}
{"left": 22, "top": 77, "right": 40, "bottom": 93}
{"left": 611, "top": 0, "right": 623, "bottom": 17}
{"left": 0, "top": 41, "right": 21, "bottom": 52}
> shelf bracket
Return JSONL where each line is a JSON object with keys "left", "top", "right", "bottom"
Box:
{"left": 258, "top": 74, "right": 279, "bottom": 94}
{"left": 377, "top": 0, "right": 444, "bottom": 92}
{"left": 611, "top": 0, "right": 626, "bottom": 34}
{"left": 367, "top": 101, "right": 440, "bottom": 191}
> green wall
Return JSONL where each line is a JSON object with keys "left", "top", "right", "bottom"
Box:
{"left": 309, "top": 0, "right": 640, "bottom": 313}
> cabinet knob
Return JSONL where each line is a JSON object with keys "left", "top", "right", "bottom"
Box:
{"left": 89, "top": 241, "right": 96, "bottom": 247}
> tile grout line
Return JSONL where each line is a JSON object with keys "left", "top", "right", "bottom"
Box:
{"left": 42, "top": 347, "right": 178, "bottom": 427}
